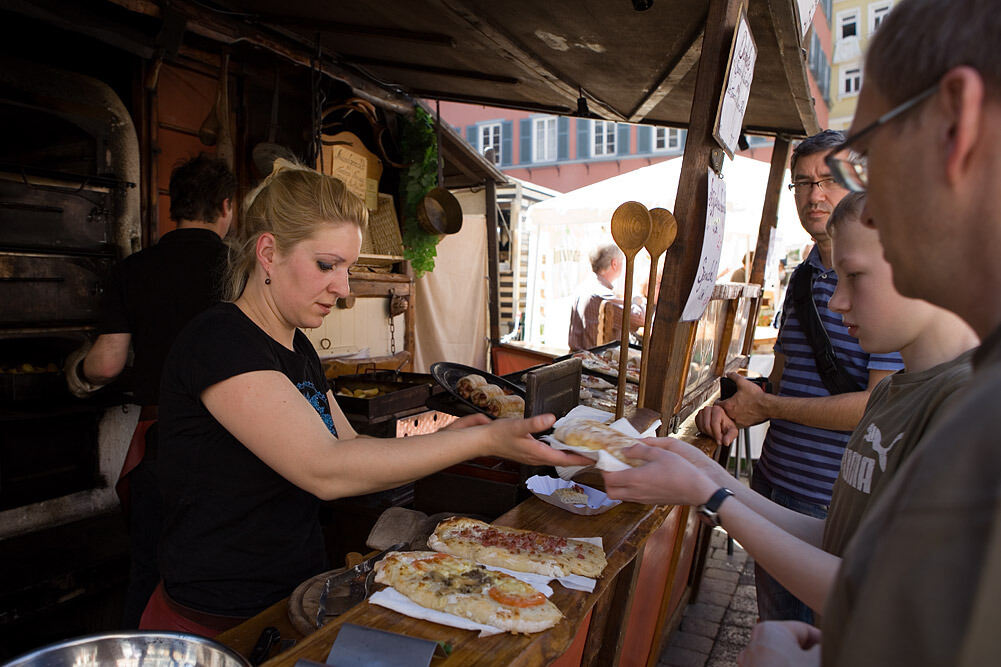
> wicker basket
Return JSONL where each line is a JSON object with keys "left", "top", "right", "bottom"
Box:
{"left": 359, "top": 193, "right": 405, "bottom": 262}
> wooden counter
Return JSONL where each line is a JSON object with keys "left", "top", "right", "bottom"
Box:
{"left": 219, "top": 424, "right": 716, "bottom": 667}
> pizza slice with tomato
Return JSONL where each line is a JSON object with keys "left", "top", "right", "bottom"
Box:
{"left": 373, "top": 551, "right": 562, "bottom": 634}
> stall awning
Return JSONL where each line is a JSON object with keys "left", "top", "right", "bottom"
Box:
{"left": 102, "top": 0, "right": 820, "bottom": 138}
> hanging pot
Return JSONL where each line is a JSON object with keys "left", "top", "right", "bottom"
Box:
{"left": 417, "top": 103, "right": 463, "bottom": 236}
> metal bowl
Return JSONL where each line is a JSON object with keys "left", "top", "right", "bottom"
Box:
{"left": 4, "top": 631, "right": 251, "bottom": 667}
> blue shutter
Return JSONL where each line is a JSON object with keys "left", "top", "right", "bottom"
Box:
{"left": 466, "top": 125, "right": 477, "bottom": 147}
{"left": 679, "top": 130, "right": 688, "bottom": 152}
{"left": 616, "top": 123, "right": 631, "bottom": 155}
{"left": 638, "top": 126, "right": 652, "bottom": 153}
{"left": 557, "top": 117, "right": 569, "bottom": 160}
{"left": 501, "top": 120, "right": 513, "bottom": 166}
{"left": 576, "top": 119, "right": 591, "bottom": 159}
{"left": 519, "top": 118, "right": 532, "bottom": 164}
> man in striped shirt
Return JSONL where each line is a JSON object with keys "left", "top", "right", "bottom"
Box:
{"left": 716, "top": 131, "right": 904, "bottom": 624}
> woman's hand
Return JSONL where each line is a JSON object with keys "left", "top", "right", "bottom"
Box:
{"left": 737, "top": 622, "right": 821, "bottom": 667}
{"left": 601, "top": 443, "right": 718, "bottom": 506}
{"left": 483, "top": 414, "right": 593, "bottom": 467}
{"left": 696, "top": 405, "right": 740, "bottom": 447}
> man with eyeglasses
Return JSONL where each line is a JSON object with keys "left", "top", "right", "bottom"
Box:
{"left": 739, "top": 0, "right": 1001, "bottom": 665}
{"left": 716, "top": 130, "right": 903, "bottom": 625}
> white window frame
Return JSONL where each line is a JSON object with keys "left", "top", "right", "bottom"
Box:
{"left": 836, "top": 8, "right": 859, "bottom": 40}
{"left": 653, "top": 127, "right": 681, "bottom": 152}
{"left": 592, "top": 120, "right": 616, "bottom": 156}
{"left": 479, "top": 122, "right": 502, "bottom": 164}
{"left": 532, "top": 116, "right": 557, "bottom": 162}
{"left": 840, "top": 66, "right": 862, "bottom": 97}
{"left": 869, "top": 1, "right": 893, "bottom": 33}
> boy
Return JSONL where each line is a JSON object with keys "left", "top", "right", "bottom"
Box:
{"left": 601, "top": 192, "right": 978, "bottom": 614}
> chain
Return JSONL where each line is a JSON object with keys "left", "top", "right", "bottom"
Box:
{"left": 389, "top": 313, "right": 397, "bottom": 355}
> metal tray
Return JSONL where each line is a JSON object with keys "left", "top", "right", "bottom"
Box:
{"left": 331, "top": 374, "right": 433, "bottom": 420}
{"left": 429, "top": 362, "right": 526, "bottom": 419}
{"left": 554, "top": 341, "right": 643, "bottom": 386}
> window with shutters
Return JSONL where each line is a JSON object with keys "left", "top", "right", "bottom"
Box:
{"left": 837, "top": 9, "right": 859, "bottom": 40}
{"left": 479, "top": 123, "right": 502, "bottom": 164}
{"left": 592, "top": 120, "right": 616, "bottom": 156}
{"left": 870, "top": 2, "right": 892, "bottom": 32}
{"left": 532, "top": 116, "right": 557, "bottom": 162}
{"left": 841, "top": 67, "right": 862, "bottom": 97}
{"left": 653, "top": 127, "right": 681, "bottom": 152}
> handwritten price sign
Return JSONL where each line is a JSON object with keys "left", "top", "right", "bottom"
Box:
{"left": 682, "top": 169, "right": 727, "bottom": 321}
{"left": 713, "top": 9, "right": 758, "bottom": 159}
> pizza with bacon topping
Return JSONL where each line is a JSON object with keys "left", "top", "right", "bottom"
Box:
{"left": 373, "top": 551, "right": 562, "bottom": 634}
{"left": 428, "top": 517, "right": 606, "bottom": 578}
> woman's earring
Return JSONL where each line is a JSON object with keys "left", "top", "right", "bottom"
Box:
{"left": 265, "top": 276, "right": 271, "bottom": 285}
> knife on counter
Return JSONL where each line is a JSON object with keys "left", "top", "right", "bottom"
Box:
{"left": 315, "top": 542, "right": 408, "bottom": 627}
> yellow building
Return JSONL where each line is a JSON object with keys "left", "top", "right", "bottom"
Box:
{"left": 827, "top": 0, "right": 896, "bottom": 130}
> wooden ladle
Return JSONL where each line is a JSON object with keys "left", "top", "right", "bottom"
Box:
{"left": 610, "top": 201, "right": 652, "bottom": 419}
{"left": 637, "top": 207, "right": 679, "bottom": 406}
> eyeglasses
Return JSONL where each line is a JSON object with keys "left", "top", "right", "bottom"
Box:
{"left": 787, "top": 177, "right": 841, "bottom": 193}
{"left": 826, "top": 83, "right": 939, "bottom": 192}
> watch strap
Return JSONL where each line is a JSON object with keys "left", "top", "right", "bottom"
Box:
{"left": 697, "top": 487, "right": 734, "bottom": 527}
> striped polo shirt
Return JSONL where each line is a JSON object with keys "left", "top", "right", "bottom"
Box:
{"left": 755, "top": 248, "right": 904, "bottom": 507}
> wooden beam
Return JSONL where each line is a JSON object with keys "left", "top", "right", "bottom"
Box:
{"left": 485, "top": 180, "right": 502, "bottom": 346}
{"left": 628, "top": 22, "right": 706, "bottom": 123}
{"left": 432, "top": 0, "right": 627, "bottom": 122}
{"left": 104, "top": 0, "right": 417, "bottom": 115}
{"left": 743, "top": 136, "right": 791, "bottom": 355}
{"left": 642, "top": 0, "right": 746, "bottom": 425}
{"left": 765, "top": 0, "right": 822, "bottom": 136}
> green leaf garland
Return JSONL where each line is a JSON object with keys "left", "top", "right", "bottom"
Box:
{"left": 399, "top": 106, "right": 441, "bottom": 277}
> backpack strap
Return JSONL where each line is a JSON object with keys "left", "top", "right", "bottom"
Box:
{"left": 789, "top": 262, "right": 864, "bottom": 395}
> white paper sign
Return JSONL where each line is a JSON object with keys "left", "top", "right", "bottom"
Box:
{"left": 682, "top": 170, "right": 727, "bottom": 321}
{"left": 797, "top": 0, "right": 819, "bottom": 43}
{"left": 714, "top": 12, "right": 757, "bottom": 158}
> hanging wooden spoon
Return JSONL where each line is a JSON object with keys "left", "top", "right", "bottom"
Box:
{"left": 637, "top": 207, "right": 679, "bottom": 406}
{"left": 610, "top": 201, "right": 652, "bottom": 419}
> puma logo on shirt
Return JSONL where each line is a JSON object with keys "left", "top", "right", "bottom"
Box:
{"left": 840, "top": 424, "right": 905, "bottom": 494}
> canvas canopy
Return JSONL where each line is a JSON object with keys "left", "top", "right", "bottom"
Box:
{"left": 523, "top": 155, "right": 810, "bottom": 348}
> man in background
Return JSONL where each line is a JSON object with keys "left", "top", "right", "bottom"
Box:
{"left": 568, "top": 243, "right": 643, "bottom": 351}
{"left": 65, "top": 154, "right": 236, "bottom": 627}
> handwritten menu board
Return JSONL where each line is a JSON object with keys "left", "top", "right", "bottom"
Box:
{"left": 681, "top": 169, "right": 727, "bottom": 322}
{"left": 713, "top": 9, "right": 757, "bottom": 159}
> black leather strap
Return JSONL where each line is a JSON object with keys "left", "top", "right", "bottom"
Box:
{"left": 789, "top": 262, "right": 864, "bottom": 395}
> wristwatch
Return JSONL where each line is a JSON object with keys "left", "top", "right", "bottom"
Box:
{"left": 696, "top": 487, "right": 735, "bottom": 527}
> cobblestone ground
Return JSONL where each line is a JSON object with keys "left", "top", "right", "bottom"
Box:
{"left": 657, "top": 528, "right": 757, "bottom": 667}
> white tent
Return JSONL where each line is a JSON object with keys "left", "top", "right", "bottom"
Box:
{"left": 523, "top": 155, "right": 810, "bottom": 349}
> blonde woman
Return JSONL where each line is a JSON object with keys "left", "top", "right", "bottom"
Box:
{"left": 140, "top": 161, "right": 588, "bottom": 634}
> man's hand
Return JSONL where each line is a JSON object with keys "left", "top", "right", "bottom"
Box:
{"left": 737, "top": 621, "right": 822, "bottom": 667}
{"left": 64, "top": 340, "right": 101, "bottom": 399}
{"left": 602, "top": 443, "right": 718, "bottom": 507}
{"left": 696, "top": 405, "right": 740, "bottom": 446}
{"left": 640, "top": 436, "right": 731, "bottom": 488}
{"left": 719, "top": 372, "right": 772, "bottom": 428}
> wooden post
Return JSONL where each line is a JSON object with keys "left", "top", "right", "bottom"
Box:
{"left": 485, "top": 179, "right": 502, "bottom": 347}
{"left": 742, "top": 136, "right": 791, "bottom": 355}
{"left": 642, "top": 0, "right": 746, "bottom": 424}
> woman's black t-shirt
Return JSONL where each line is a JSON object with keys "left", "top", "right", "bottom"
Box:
{"left": 157, "top": 302, "right": 336, "bottom": 617}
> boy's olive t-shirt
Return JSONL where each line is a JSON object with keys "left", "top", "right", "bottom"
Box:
{"left": 821, "top": 349, "right": 974, "bottom": 557}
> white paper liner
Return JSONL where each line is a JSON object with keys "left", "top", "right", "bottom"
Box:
{"left": 368, "top": 588, "right": 504, "bottom": 637}
{"left": 526, "top": 475, "right": 621, "bottom": 516}
{"left": 546, "top": 406, "right": 661, "bottom": 478}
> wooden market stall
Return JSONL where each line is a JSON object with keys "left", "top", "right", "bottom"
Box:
{"left": 0, "top": 0, "right": 818, "bottom": 663}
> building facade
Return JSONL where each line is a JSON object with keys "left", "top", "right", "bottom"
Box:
{"left": 827, "top": 0, "right": 896, "bottom": 129}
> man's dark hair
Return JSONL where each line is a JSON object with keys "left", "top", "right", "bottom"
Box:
{"left": 790, "top": 130, "right": 846, "bottom": 172}
{"left": 169, "top": 154, "right": 237, "bottom": 223}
